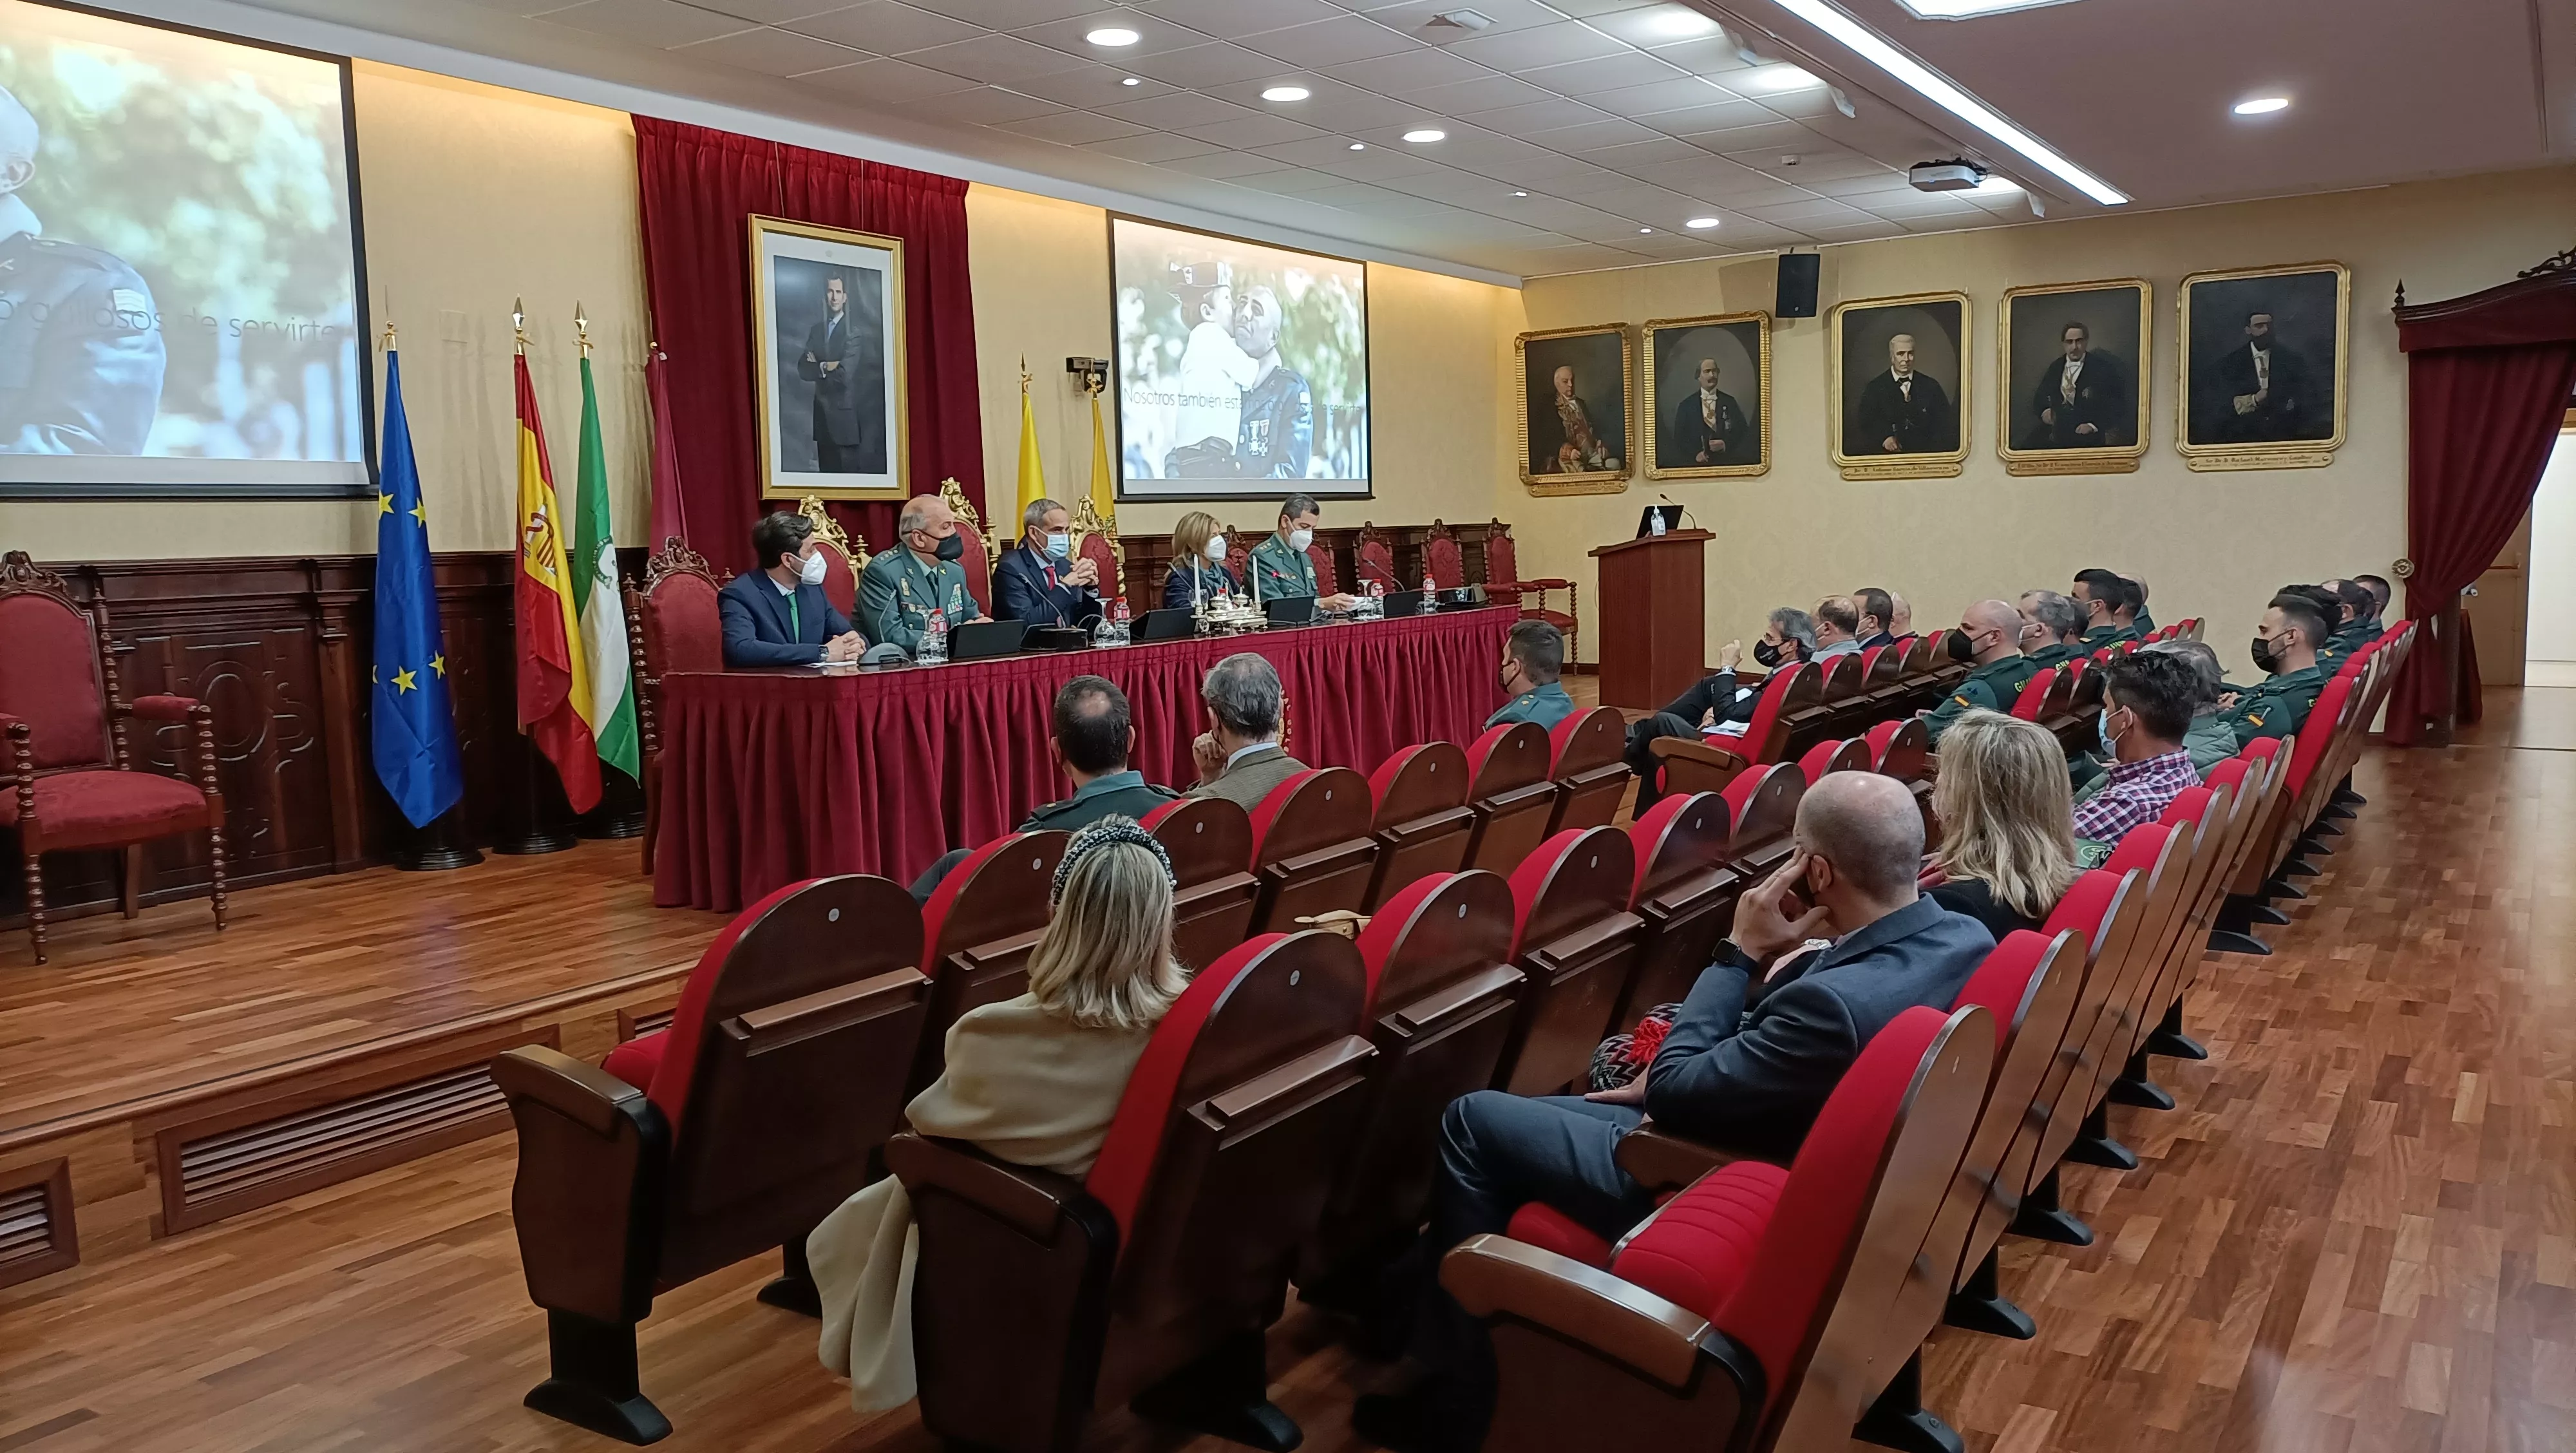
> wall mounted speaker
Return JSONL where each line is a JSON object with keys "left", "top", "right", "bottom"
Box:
{"left": 1776, "top": 253, "right": 1820, "bottom": 318}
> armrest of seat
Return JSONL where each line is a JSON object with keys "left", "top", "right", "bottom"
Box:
{"left": 1441, "top": 1233, "right": 1713, "bottom": 1390}
{"left": 491, "top": 1045, "right": 667, "bottom": 1325}
{"left": 1613, "top": 1116, "right": 1747, "bottom": 1192}
{"left": 125, "top": 694, "right": 204, "bottom": 722}
{"left": 887, "top": 1132, "right": 1093, "bottom": 1244}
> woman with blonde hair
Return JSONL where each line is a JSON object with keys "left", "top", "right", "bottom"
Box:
{"left": 810, "top": 817, "right": 1189, "bottom": 1410}
{"left": 1163, "top": 509, "right": 1239, "bottom": 611}
{"left": 1924, "top": 708, "right": 2081, "bottom": 939}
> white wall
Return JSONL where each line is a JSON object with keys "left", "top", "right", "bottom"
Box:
{"left": 2528, "top": 432, "right": 2576, "bottom": 687}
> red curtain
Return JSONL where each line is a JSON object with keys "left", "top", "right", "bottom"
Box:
{"left": 632, "top": 117, "right": 985, "bottom": 573}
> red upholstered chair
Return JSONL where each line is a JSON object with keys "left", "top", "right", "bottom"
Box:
{"left": 1481, "top": 519, "right": 1577, "bottom": 649}
{"left": 793, "top": 497, "right": 866, "bottom": 622}
{"left": 1075, "top": 529, "right": 1121, "bottom": 613}
{"left": 1222, "top": 524, "right": 1255, "bottom": 589}
{"left": 1309, "top": 870, "right": 1524, "bottom": 1279}
{"left": 1247, "top": 767, "right": 1378, "bottom": 931}
{"left": 1788, "top": 653, "right": 1862, "bottom": 748}
{"left": 1305, "top": 538, "right": 1341, "bottom": 596}
{"left": 1363, "top": 742, "right": 1475, "bottom": 909}
{"left": 1718, "top": 761, "right": 1804, "bottom": 882}
{"left": 938, "top": 479, "right": 996, "bottom": 615}
{"left": 2006, "top": 665, "right": 2057, "bottom": 721}
{"left": 0, "top": 553, "right": 226, "bottom": 964}
{"left": 1461, "top": 722, "right": 1562, "bottom": 877}
{"left": 1355, "top": 523, "right": 1400, "bottom": 594}
{"left": 1618, "top": 792, "right": 1739, "bottom": 1025}
{"left": 1142, "top": 797, "right": 1259, "bottom": 971}
{"left": 1492, "top": 827, "right": 1643, "bottom": 1097}
{"left": 627, "top": 538, "right": 727, "bottom": 877}
{"left": 2099, "top": 785, "right": 2238, "bottom": 1115}
{"left": 1795, "top": 737, "right": 1870, "bottom": 785}
{"left": 1446, "top": 1004, "right": 1993, "bottom": 1453}
{"left": 1425, "top": 519, "right": 1466, "bottom": 590}
{"left": 913, "top": 831, "right": 1071, "bottom": 1092}
{"left": 496, "top": 875, "right": 933, "bottom": 1443}
{"left": 891, "top": 931, "right": 1376, "bottom": 1453}
{"left": 1858, "top": 638, "right": 1912, "bottom": 712}
{"left": 1545, "top": 707, "right": 1631, "bottom": 833}
{"left": 1649, "top": 662, "right": 1810, "bottom": 798}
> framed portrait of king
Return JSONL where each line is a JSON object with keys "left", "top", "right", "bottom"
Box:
{"left": 1998, "top": 279, "right": 2151, "bottom": 476}
{"left": 1644, "top": 312, "right": 1770, "bottom": 480}
{"left": 748, "top": 215, "right": 909, "bottom": 501}
{"left": 1829, "top": 292, "right": 1969, "bottom": 480}
{"left": 2177, "top": 261, "right": 2349, "bottom": 471}
{"left": 1517, "top": 323, "right": 1632, "bottom": 495}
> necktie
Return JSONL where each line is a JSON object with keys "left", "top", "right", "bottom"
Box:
{"left": 788, "top": 589, "right": 800, "bottom": 641}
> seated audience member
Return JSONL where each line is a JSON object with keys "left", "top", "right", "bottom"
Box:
{"left": 1855, "top": 587, "right": 1899, "bottom": 649}
{"left": 2139, "top": 640, "right": 2239, "bottom": 775}
{"left": 860, "top": 493, "right": 988, "bottom": 654}
{"left": 1245, "top": 493, "right": 1359, "bottom": 610}
{"left": 717, "top": 509, "right": 864, "bottom": 667}
{"left": 2316, "top": 578, "right": 2378, "bottom": 662}
{"left": 2356, "top": 573, "right": 2393, "bottom": 627}
{"left": 1889, "top": 591, "right": 1913, "bottom": 636}
{"left": 1162, "top": 509, "right": 1238, "bottom": 611}
{"left": 2071, "top": 567, "right": 2141, "bottom": 649}
{"left": 1925, "top": 709, "right": 2081, "bottom": 940}
{"left": 2217, "top": 588, "right": 2333, "bottom": 748}
{"left": 992, "top": 497, "right": 1104, "bottom": 629}
{"left": 2073, "top": 651, "right": 2204, "bottom": 860}
{"left": 1810, "top": 594, "right": 1866, "bottom": 661}
{"left": 907, "top": 676, "right": 1179, "bottom": 902}
{"left": 1921, "top": 599, "right": 2036, "bottom": 745}
{"left": 1486, "top": 620, "right": 1575, "bottom": 730}
{"left": 1620, "top": 607, "right": 1815, "bottom": 813}
{"left": 2018, "top": 589, "right": 2088, "bottom": 668}
{"left": 2127, "top": 572, "right": 2155, "bottom": 635}
{"left": 811, "top": 818, "right": 1189, "bottom": 1411}
{"left": 1352, "top": 772, "right": 1992, "bottom": 1453}
{"left": 1186, "top": 652, "right": 1308, "bottom": 808}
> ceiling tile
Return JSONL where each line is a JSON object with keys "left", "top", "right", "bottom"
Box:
{"left": 1098, "top": 90, "right": 1254, "bottom": 129}
{"left": 1581, "top": 5, "right": 1725, "bottom": 46}
{"left": 1144, "top": 0, "right": 1340, "bottom": 38}
{"left": 1377, "top": 167, "right": 1522, "bottom": 204}
{"left": 1009, "top": 9, "right": 1209, "bottom": 59}
{"left": 1571, "top": 135, "right": 1712, "bottom": 169}
{"left": 779, "top": 1, "right": 973, "bottom": 52}
{"left": 693, "top": 0, "right": 862, "bottom": 23}
{"left": 1621, "top": 98, "right": 1768, "bottom": 133}
{"left": 1082, "top": 131, "right": 1228, "bottom": 163}
{"left": 1006, "top": 64, "right": 1179, "bottom": 106}
{"left": 1159, "top": 149, "right": 1302, "bottom": 179}
{"left": 1677, "top": 120, "right": 1819, "bottom": 153}
{"left": 1741, "top": 197, "right": 1873, "bottom": 226}
{"left": 1643, "top": 36, "right": 1755, "bottom": 77}
{"left": 1358, "top": 0, "right": 1567, "bottom": 37}
{"left": 1318, "top": 46, "right": 1491, "bottom": 92}
{"left": 904, "top": 86, "right": 1070, "bottom": 126}
{"left": 542, "top": 0, "right": 744, "bottom": 46}
{"left": 1404, "top": 72, "right": 1552, "bottom": 115}
{"left": 904, "top": 33, "right": 1092, "bottom": 83}
{"left": 1119, "top": 41, "right": 1291, "bottom": 87}
{"left": 1471, "top": 98, "right": 1616, "bottom": 137}
{"left": 1757, "top": 85, "right": 1843, "bottom": 121}
{"left": 1252, "top": 167, "right": 1350, "bottom": 193}
{"left": 1307, "top": 146, "right": 1446, "bottom": 182}
{"left": 905, "top": 0, "right": 1097, "bottom": 25}
{"left": 1442, "top": 22, "right": 1627, "bottom": 73}
{"left": 1517, "top": 116, "right": 1657, "bottom": 152}
{"left": 670, "top": 25, "right": 871, "bottom": 75}
{"left": 1739, "top": 148, "right": 1893, "bottom": 184}
{"left": 991, "top": 109, "right": 1155, "bottom": 144}
{"left": 1190, "top": 113, "right": 1329, "bottom": 148}
{"left": 793, "top": 55, "right": 982, "bottom": 100}
{"left": 1515, "top": 51, "right": 1685, "bottom": 97}
{"left": 1580, "top": 77, "right": 1736, "bottom": 119}
{"left": 1803, "top": 169, "right": 1918, "bottom": 198}
{"left": 1240, "top": 16, "right": 1419, "bottom": 66}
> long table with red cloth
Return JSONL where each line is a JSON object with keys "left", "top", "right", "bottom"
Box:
{"left": 652, "top": 607, "right": 1515, "bottom": 911}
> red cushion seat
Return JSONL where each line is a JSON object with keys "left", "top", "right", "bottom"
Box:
{"left": 1608, "top": 1160, "right": 1792, "bottom": 1318}
{"left": 0, "top": 768, "right": 209, "bottom": 847}
{"left": 602, "top": 1029, "right": 667, "bottom": 1089}
{"left": 1505, "top": 1202, "right": 1615, "bottom": 1269}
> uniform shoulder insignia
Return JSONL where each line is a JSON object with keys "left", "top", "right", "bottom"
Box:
{"left": 2248, "top": 712, "right": 2266, "bottom": 727}
{"left": 1951, "top": 694, "right": 1971, "bottom": 707}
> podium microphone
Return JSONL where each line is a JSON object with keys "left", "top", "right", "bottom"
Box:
{"left": 1658, "top": 493, "right": 1698, "bottom": 532}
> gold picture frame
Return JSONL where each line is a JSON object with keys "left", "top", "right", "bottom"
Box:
{"left": 2176, "top": 260, "right": 2350, "bottom": 472}
{"left": 1828, "top": 290, "right": 1971, "bottom": 480}
{"left": 1643, "top": 311, "right": 1771, "bottom": 481}
{"left": 747, "top": 214, "right": 910, "bottom": 502}
{"left": 1517, "top": 323, "right": 1633, "bottom": 497}
{"left": 1998, "top": 278, "right": 2152, "bottom": 477}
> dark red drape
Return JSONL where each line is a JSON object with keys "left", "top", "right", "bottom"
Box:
{"left": 633, "top": 117, "right": 985, "bottom": 573}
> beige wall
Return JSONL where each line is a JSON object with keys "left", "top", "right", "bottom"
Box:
{"left": 1506, "top": 168, "right": 2576, "bottom": 679}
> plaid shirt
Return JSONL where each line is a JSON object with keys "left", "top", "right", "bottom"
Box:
{"left": 2073, "top": 747, "right": 2197, "bottom": 847}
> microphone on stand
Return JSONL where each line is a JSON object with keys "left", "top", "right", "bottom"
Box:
{"left": 1658, "top": 492, "right": 1699, "bottom": 532}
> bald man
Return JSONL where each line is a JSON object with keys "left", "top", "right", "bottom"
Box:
{"left": 0, "top": 84, "right": 166, "bottom": 455}
{"left": 1922, "top": 600, "right": 2038, "bottom": 745}
{"left": 857, "top": 492, "right": 985, "bottom": 654}
{"left": 1355, "top": 772, "right": 1993, "bottom": 1453}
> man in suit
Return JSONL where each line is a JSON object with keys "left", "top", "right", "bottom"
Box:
{"left": 908, "top": 676, "right": 1177, "bottom": 902}
{"left": 1352, "top": 772, "right": 1993, "bottom": 1453}
{"left": 992, "top": 497, "right": 1104, "bottom": 629}
{"left": 1658, "top": 356, "right": 1752, "bottom": 469}
{"left": 2025, "top": 320, "right": 2131, "bottom": 448}
{"left": 858, "top": 493, "right": 987, "bottom": 654}
{"left": 1622, "top": 608, "right": 1816, "bottom": 815}
{"left": 1486, "top": 621, "right": 1575, "bottom": 731}
{"left": 1854, "top": 587, "right": 1899, "bottom": 650}
{"left": 797, "top": 274, "right": 883, "bottom": 473}
{"left": 2206, "top": 310, "right": 2320, "bottom": 443}
{"left": 1185, "top": 652, "right": 1309, "bottom": 809}
{"left": 717, "top": 511, "right": 864, "bottom": 667}
{"left": 1850, "top": 332, "right": 1956, "bottom": 455}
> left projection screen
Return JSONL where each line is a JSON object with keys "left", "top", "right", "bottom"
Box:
{"left": 0, "top": 1, "right": 368, "bottom": 497}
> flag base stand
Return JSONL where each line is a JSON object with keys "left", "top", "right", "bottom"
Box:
{"left": 578, "top": 770, "right": 647, "bottom": 840}
{"left": 393, "top": 808, "right": 483, "bottom": 872}
{"left": 494, "top": 739, "right": 580, "bottom": 856}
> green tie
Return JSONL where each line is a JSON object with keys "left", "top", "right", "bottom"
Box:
{"left": 788, "top": 589, "right": 800, "bottom": 641}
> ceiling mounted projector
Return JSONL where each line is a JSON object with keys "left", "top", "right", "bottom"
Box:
{"left": 1908, "top": 158, "right": 1989, "bottom": 191}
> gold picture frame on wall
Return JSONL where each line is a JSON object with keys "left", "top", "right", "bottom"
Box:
{"left": 1998, "top": 278, "right": 2152, "bottom": 477}
{"left": 1828, "top": 290, "right": 1970, "bottom": 480}
{"left": 2177, "top": 260, "right": 2350, "bottom": 472}
{"left": 1643, "top": 311, "right": 1770, "bottom": 480}
{"left": 1517, "top": 323, "right": 1633, "bottom": 496}
{"left": 746, "top": 214, "right": 910, "bottom": 502}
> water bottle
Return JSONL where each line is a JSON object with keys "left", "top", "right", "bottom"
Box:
{"left": 1423, "top": 571, "right": 1437, "bottom": 608}
{"left": 1112, "top": 596, "right": 1132, "bottom": 647}
{"left": 1649, "top": 509, "right": 1668, "bottom": 537}
{"left": 920, "top": 609, "right": 947, "bottom": 665}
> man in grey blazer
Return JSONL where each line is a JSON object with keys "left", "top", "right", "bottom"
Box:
{"left": 1184, "top": 652, "right": 1308, "bottom": 808}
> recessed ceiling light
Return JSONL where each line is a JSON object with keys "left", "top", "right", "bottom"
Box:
{"left": 1685, "top": 216, "right": 1719, "bottom": 229}
{"left": 1648, "top": 6, "right": 1719, "bottom": 37}
{"left": 1262, "top": 85, "right": 1311, "bottom": 102}
{"left": 1120, "top": 75, "right": 1141, "bottom": 86}
{"left": 1638, "top": 227, "right": 1653, "bottom": 234}
{"left": 1511, "top": 190, "right": 1528, "bottom": 196}
{"left": 2233, "top": 95, "right": 2290, "bottom": 115}
{"left": 1736, "top": 62, "right": 1823, "bottom": 93}
{"left": 1349, "top": 141, "right": 1367, "bottom": 151}
{"left": 1401, "top": 128, "right": 1446, "bottom": 143}
{"left": 1084, "top": 26, "right": 1140, "bottom": 46}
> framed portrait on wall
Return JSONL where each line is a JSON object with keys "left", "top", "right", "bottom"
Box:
{"left": 1518, "top": 323, "right": 1631, "bottom": 495}
{"left": 1829, "top": 292, "right": 1969, "bottom": 480}
{"left": 1643, "top": 312, "right": 1769, "bottom": 480}
{"left": 748, "top": 215, "right": 908, "bottom": 501}
{"left": 2177, "top": 261, "right": 2349, "bottom": 471}
{"left": 1998, "top": 279, "right": 2150, "bottom": 476}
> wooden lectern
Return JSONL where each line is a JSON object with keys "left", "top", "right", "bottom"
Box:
{"left": 1589, "top": 529, "right": 1710, "bottom": 710}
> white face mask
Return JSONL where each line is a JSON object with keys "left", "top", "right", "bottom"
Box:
{"left": 797, "top": 549, "right": 829, "bottom": 586}
{"left": 1287, "top": 527, "right": 1314, "bottom": 552}
{"left": 1204, "top": 535, "right": 1228, "bottom": 563}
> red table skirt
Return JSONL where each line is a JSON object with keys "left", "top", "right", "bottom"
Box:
{"left": 654, "top": 608, "right": 1515, "bottom": 911}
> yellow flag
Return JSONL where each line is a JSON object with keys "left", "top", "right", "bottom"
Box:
{"left": 1087, "top": 390, "right": 1115, "bottom": 521}
{"left": 1016, "top": 374, "right": 1046, "bottom": 520}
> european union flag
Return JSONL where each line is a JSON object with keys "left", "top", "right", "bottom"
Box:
{"left": 372, "top": 349, "right": 465, "bottom": 828}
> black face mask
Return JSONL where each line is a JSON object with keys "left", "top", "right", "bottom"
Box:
{"left": 1946, "top": 629, "right": 1978, "bottom": 662}
{"left": 933, "top": 531, "right": 966, "bottom": 563}
{"left": 1752, "top": 639, "right": 1781, "bottom": 669}
{"left": 2249, "top": 634, "right": 2282, "bottom": 674}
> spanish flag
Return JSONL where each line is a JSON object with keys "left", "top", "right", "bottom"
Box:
{"left": 514, "top": 356, "right": 601, "bottom": 813}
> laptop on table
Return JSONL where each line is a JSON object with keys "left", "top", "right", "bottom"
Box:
{"left": 947, "top": 619, "right": 1031, "bottom": 661}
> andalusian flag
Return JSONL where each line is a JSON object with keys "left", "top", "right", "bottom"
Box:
{"left": 513, "top": 356, "right": 601, "bottom": 813}
{"left": 1086, "top": 388, "right": 1115, "bottom": 522}
{"left": 571, "top": 356, "right": 639, "bottom": 783}
{"left": 1014, "top": 365, "right": 1046, "bottom": 522}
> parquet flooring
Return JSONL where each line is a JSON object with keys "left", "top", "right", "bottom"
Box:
{"left": 2, "top": 704, "right": 2570, "bottom": 1452}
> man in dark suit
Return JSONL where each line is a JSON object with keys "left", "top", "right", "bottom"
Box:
{"left": 1850, "top": 332, "right": 1956, "bottom": 455}
{"left": 2025, "top": 320, "right": 2132, "bottom": 448}
{"left": 717, "top": 511, "right": 863, "bottom": 667}
{"left": 797, "top": 274, "right": 884, "bottom": 473}
{"left": 1352, "top": 772, "right": 1994, "bottom": 1453}
{"left": 992, "top": 496, "right": 1104, "bottom": 628}
{"left": 1658, "top": 356, "right": 1753, "bottom": 469}
{"left": 2206, "top": 310, "right": 2320, "bottom": 443}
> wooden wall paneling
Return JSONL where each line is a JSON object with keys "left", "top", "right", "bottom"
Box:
{"left": 0, "top": 1156, "right": 79, "bottom": 1291}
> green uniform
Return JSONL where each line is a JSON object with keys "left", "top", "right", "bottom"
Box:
{"left": 2081, "top": 623, "right": 2141, "bottom": 650}
{"left": 1247, "top": 533, "right": 1319, "bottom": 601}
{"left": 1486, "top": 679, "right": 1576, "bottom": 732}
{"left": 2025, "top": 641, "right": 2083, "bottom": 670}
{"left": 1020, "top": 769, "right": 1179, "bottom": 832}
{"left": 858, "top": 548, "right": 982, "bottom": 654}
{"left": 2217, "top": 662, "right": 2328, "bottom": 748}
{"left": 2318, "top": 620, "right": 2374, "bottom": 665}
{"left": 1923, "top": 654, "right": 2040, "bottom": 745}
{"left": 2133, "top": 607, "right": 2156, "bottom": 635}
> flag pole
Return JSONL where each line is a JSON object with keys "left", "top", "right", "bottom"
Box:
{"left": 374, "top": 304, "right": 480, "bottom": 869}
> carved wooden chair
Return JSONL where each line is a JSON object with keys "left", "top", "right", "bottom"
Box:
{"left": 795, "top": 496, "right": 867, "bottom": 623}
{"left": 1425, "top": 520, "right": 1466, "bottom": 591}
{"left": 940, "top": 477, "right": 996, "bottom": 616}
{"left": 1356, "top": 523, "right": 1400, "bottom": 594}
{"left": 1480, "top": 520, "right": 1576, "bottom": 647}
{"left": 0, "top": 552, "right": 226, "bottom": 964}
{"left": 623, "top": 538, "right": 727, "bottom": 877}
{"left": 1306, "top": 538, "right": 1341, "bottom": 598}
{"left": 1070, "top": 497, "right": 1124, "bottom": 610}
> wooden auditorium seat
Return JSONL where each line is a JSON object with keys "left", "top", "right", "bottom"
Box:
{"left": 1618, "top": 791, "right": 1739, "bottom": 1025}
{"left": 1247, "top": 767, "right": 1379, "bottom": 931}
{"left": 914, "top": 831, "right": 1070, "bottom": 1091}
{"left": 495, "top": 875, "right": 933, "bottom": 1443}
{"left": 1866, "top": 718, "right": 1935, "bottom": 831}
{"left": 1461, "top": 721, "right": 1561, "bottom": 876}
{"left": 1648, "top": 661, "right": 1810, "bottom": 797}
{"left": 625, "top": 537, "right": 726, "bottom": 876}
{"left": 891, "top": 931, "right": 1376, "bottom": 1453}
{"left": 1796, "top": 736, "right": 1870, "bottom": 784}
{"left": 1142, "top": 797, "right": 1259, "bottom": 971}
{"left": 1545, "top": 707, "right": 1631, "bottom": 833}
{"left": 2006, "top": 665, "right": 2058, "bottom": 721}
{"left": 1719, "top": 761, "right": 1804, "bottom": 882}
{"left": 1493, "top": 827, "right": 1643, "bottom": 1097}
{"left": 1363, "top": 741, "right": 1476, "bottom": 909}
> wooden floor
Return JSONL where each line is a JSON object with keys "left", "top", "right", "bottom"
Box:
{"left": 2, "top": 693, "right": 2571, "bottom": 1452}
